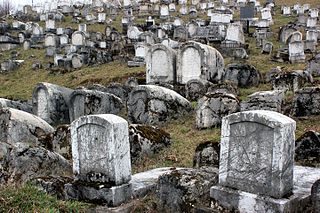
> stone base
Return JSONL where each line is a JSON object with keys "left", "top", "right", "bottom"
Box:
{"left": 64, "top": 183, "right": 132, "bottom": 207}
{"left": 210, "top": 185, "right": 307, "bottom": 212}
{"left": 210, "top": 166, "right": 320, "bottom": 213}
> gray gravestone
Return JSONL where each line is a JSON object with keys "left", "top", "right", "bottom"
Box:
{"left": 218, "top": 110, "right": 296, "bottom": 198}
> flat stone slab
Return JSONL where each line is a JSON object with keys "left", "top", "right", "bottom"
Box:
{"left": 130, "top": 167, "right": 182, "bottom": 198}
{"left": 210, "top": 166, "right": 320, "bottom": 213}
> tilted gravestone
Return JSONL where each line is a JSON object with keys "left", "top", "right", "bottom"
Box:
{"left": 127, "top": 85, "right": 192, "bottom": 125}
{"left": 0, "top": 107, "right": 54, "bottom": 146}
{"left": 66, "top": 114, "right": 132, "bottom": 206}
{"left": 69, "top": 89, "right": 124, "bottom": 122}
{"left": 177, "top": 41, "right": 224, "bottom": 84}
{"left": 211, "top": 110, "right": 297, "bottom": 211}
{"left": 32, "top": 82, "right": 74, "bottom": 125}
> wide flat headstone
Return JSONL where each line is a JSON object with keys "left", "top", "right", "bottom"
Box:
{"left": 218, "top": 110, "right": 296, "bottom": 198}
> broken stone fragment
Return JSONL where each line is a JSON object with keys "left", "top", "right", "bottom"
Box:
{"left": 193, "top": 141, "right": 220, "bottom": 168}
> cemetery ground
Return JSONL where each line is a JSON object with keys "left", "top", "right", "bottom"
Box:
{"left": 1, "top": 1, "right": 320, "bottom": 212}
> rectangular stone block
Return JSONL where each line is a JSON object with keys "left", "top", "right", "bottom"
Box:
{"left": 71, "top": 114, "right": 131, "bottom": 186}
{"left": 219, "top": 110, "right": 296, "bottom": 198}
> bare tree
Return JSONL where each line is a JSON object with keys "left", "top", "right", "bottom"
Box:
{"left": 0, "top": 0, "right": 14, "bottom": 17}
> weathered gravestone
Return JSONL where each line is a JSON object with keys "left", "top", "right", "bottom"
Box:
{"left": 293, "top": 87, "right": 320, "bottom": 116}
{"left": 127, "top": 85, "right": 192, "bottom": 125}
{"left": 65, "top": 114, "right": 132, "bottom": 206}
{"left": 71, "top": 31, "right": 86, "bottom": 46}
{"left": 289, "top": 41, "right": 305, "bottom": 63}
{"left": 0, "top": 107, "right": 54, "bottom": 146}
{"left": 223, "top": 63, "right": 261, "bottom": 87}
{"left": 211, "top": 110, "right": 298, "bottom": 211}
{"left": 241, "top": 90, "right": 284, "bottom": 112}
{"left": 32, "top": 82, "right": 74, "bottom": 125}
{"left": 177, "top": 41, "right": 224, "bottom": 84}
{"left": 0, "top": 98, "right": 32, "bottom": 113}
{"left": 69, "top": 89, "right": 124, "bottom": 122}
{"left": 146, "top": 44, "right": 176, "bottom": 84}
{"left": 196, "top": 92, "right": 240, "bottom": 129}
{"left": 44, "top": 33, "right": 57, "bottom": 47}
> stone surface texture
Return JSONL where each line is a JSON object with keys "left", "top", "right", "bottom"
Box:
{"left": 193, "top": 141, "right": 220, "bottom": 168}
{"left": 177, "top": 41, "right": 224, "bottom": 84}
{"left": 293, "top": 87, "right": 320, "bottom": 116}
{"left": 69, "top": 89, "right": 124, "bottom": 122}
{"left": 211, "top": 166, "right": 320, "bottom": 213}
{"left": 127, "top": 85, "right": 192, "bottom": 125}
{"left": 157, "top": 167, "right": 218, "bottom": 213}
{"left": 240, "top": 90, "right": 284, "bottom": 112}
{"left": 71, "top": 114, "right": 131, "bottom": 186}
{"left": 219, "top": 110, "right": 296, "bottom": 198}
{"left": 223, "top": 64, "right": 261, "bottom": 88}
{"left": 129, "top": 124, "right": 171, "bottom": 162}
{"left": 196, "top": 92, "right": 240, "bottom": 128}
{"left": 0, "top": 107, "right": 54, "bottom": 146}
{"left": 32, "top": 82, "right": 74, "bottom": 125}
{"left": 0, "top": 98, "right": 32, "bottom": 114}
{"left": 0, "top": 142, "right": 71, "bottom": 185}
{"left": 295, "top": 130, "right": 320, "bottom": 167}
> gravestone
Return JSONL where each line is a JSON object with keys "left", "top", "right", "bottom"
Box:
{"left": 71, "top": 31, "right": 86, "bottom": 46}
{"left": 310, "top": 8, "right": 319, "bottom": 18}
{"left": 196, "top": 92, "right": 240, "bottom": 128}
{"left": 293, "top": 87, "right": 320, "bottom": 116}
{"left": 223, "top": 64, "right": 261, "bottom": 88}
{"left": 307, "top": 18, "right": 317, "bottom": 28}
{"left": 69, "top": 89, "right": 124, "bottom": 122}
{"left": 160, "top": 5, "right": 169, "bottom": 19}
{"left": 67, "top": 114, "right": 132, "bottom": 206}
{"left": 0, "top": 107, "right": 54, "bottom": 146}
{"left": 177, "top": 41, "right": 224, "bottom": 84}
{"left": 60, "top": 34, "right": 69, "bottom": 46}
{"left": 211, "top": 110, "right": 296, "bottom": 211}
{"left": 46, "top": 19, "right": 55, "bottom": 30}
{"left": 146, "top": 44, "right": 177, "bottom": 84}
{"left": 241, "top": 90, "right": 284, "bottom": 112}
{"left": 279, "top": 25, "right": 298, "bottom": 43}
{"left": 262, "top": 42, "right": 273, "bottom": 54}
{"left": 173, "top": 26, "right": 188, "bottom": 41}
{"left": 282, "top": 6, "right": 291, "bottom": 15}
{"left": 32, "top": 82, "right": 74, "bottom": 125}
{"left": 289, "top": 41, "right": 305, "bottom": 63}
{"left": 44, "top": 33, "right": 57, "bottom": 47}
{"left": 127, "top": 85, "right": 192, "bottom": 125}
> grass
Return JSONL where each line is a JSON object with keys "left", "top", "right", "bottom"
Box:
{"left": 1, "top": 0, "right": 320, "bottom": 211}
{"left": 0, "top": 183, "right": 92, "bottom": 212}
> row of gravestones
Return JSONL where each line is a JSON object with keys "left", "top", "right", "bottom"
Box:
{"left": 41, "top": 109, "right": 320, "bottom": 211}
{"left": 146, "top": 41, "right": 225, "bottom": 85}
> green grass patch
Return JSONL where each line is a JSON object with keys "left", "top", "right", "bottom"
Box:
{"left": 0, "top": 183, "right": 91, "bottom": 212}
